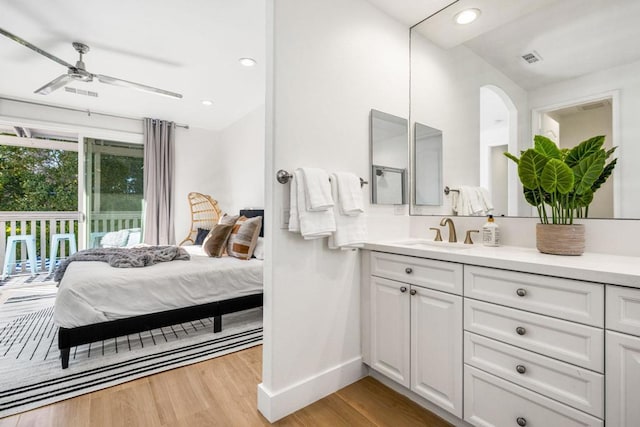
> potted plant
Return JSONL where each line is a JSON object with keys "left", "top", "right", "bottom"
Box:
{"left": 504, "top": 135, "right": 617, "bottom": 255}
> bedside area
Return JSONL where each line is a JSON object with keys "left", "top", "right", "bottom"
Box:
{"left": 361, "top": 241, "right": 640, "bottom": 427}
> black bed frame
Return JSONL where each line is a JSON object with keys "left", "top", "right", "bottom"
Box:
{"left": 57, "top": 293, "right": 263, "bottom": 369}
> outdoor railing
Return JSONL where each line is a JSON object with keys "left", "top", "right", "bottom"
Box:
{"left": 0, "top": 211, "right": 142, "bottom": 276}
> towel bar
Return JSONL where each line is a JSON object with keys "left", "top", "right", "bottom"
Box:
{"left": 276, "top": 169, "right": 368, "bottom": 187}
{"left": 443, "top": 186, "right": 460, "bottom": 195}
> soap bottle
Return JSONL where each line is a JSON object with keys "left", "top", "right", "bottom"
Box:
{"left": 482, "top": 215, "right": 501, "bottom": 247}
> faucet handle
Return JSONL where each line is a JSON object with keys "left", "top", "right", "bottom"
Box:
{"left": 464, "top": 230, "right": 479, "bottom": 244}
{"left": 429, "top": 227, "right": 443, "bottom": 242}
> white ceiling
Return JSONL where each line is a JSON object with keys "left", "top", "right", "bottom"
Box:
{"left": 365, "top": 0, "right": 453, "bottom": 27}
{"left": 0, "top": 0, "right": 265, "bottom": 131}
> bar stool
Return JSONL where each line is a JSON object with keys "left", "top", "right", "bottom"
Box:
{"left": 2, "top": 235, "right": 38, "bottom": 280}
{"left": 48, "top": 233, "right": 77, "bottom": 275}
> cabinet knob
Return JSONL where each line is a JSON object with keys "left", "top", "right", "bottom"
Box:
{"left": 400, "top": 286, "right": 407, "bottom": 293}
{"left": 516, "top": 365, "right": 526, "bottom": 374}
{"left": 405, "top": 267, "right": 413, "bottom": 274}
{"left": 516, "top": 417, "right": 527, "bottom": 426}
{"left": 516, "top": 326, "right": 526, "bottom": 336}
{"left": 410, "top": 289, "right": 417, "bottom": 296}
{"left": 516, "top": 288, "right": 527, "bottom": 297}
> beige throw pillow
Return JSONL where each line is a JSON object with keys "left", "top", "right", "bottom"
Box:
{"left": 218, "top": 213, "right": 240, "bottom": 226}
{"left": 227, "top": 216, "right": 262, "bottom": 260}
{"left": 203, "top": 224, "right": 234, "bottom": 257}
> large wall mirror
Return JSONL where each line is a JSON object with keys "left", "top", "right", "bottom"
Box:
{"left": 370, "top": 109, "right": 408, "bottom": 204}
{"left": 410, "top": 0, "right": 640, "bottom": 219}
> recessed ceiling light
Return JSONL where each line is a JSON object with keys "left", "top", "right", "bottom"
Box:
{"left": 454, "top": 8, "right": 481, "bottom": 25}
{"left": 239, "top": 57, "right": 257, "bottom": 67}
{"left": 201, "top": 100, "right": 213, "bottom": 106}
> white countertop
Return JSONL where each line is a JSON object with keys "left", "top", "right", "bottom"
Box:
{"left": 363, "top": 240, "right": 640, "bottom": 288}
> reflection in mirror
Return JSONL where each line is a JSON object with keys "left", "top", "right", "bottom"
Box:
{"left": 370, "top": 109, "right": 408, "bottom": 204}
{"left": 410, "top": 0, "right": 640, "bottom": 218}
{"left": 414, "top": 123, "right": 442, "bottom": 206}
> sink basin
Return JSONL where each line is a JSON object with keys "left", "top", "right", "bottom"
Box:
{"left": 392, "top": 239, "right": 472, "bottom": 251}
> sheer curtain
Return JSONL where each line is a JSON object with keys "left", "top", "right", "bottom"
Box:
{"left": 143, "top": 118, "right": 175, "bottom": 245}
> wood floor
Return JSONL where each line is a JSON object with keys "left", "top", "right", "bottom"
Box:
{"left": 0, "top": 345, "right": 452, "bottom": 427}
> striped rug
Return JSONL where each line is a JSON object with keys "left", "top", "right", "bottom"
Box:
{"left": 0, "top": 285, "right": 262, "bottom": 418}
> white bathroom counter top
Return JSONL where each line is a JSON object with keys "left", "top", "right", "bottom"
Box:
{"left": 363, "top": 240, "right": 640, "bottom": 288}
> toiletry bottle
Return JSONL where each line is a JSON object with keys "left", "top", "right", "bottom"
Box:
{"left": 482, "top": 215, "right": 501, "bottom": 247}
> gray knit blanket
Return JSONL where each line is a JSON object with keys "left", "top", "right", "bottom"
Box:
{"left": 54, "top": 246, "right": 191, "bottom": 282}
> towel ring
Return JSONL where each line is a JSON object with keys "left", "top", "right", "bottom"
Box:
{"left": 276, "top": 169, "right": 368, "bottom": 187}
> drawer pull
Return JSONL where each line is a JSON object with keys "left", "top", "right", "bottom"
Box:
{"left": 516, "top": 326, "right": 526, "bottom": 335}
{"left": 516, "top": 288, "right": 527, "bottom": 297}
{"left": 400, "top": 286, "right": 407, "bottom": 293}
{"left": 410, "top": 289, "right": 417, "bottom": 296}
{"left": 515, "top": 364, "right": 526, "bottom": 374}
{"left": 516, "top": 417, "right": 527, "bottom": 426}
{"left": 405, "top": 267, "right": 413, "bottom": 274}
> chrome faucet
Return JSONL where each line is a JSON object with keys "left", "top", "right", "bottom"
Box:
{"left": 440, "top": 218, "right": 457, "bottom": 243}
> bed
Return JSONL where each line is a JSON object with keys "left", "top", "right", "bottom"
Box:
{"left": 55, "top": 228, "right": 264, "bottom": 369}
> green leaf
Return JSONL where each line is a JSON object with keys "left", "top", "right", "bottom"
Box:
{"left": 523, "top": 188, "right": 541, "bottom": 206}
{"left": 565, "top": 135, "right": 605, "bottom": 167}
{"left": 575, "top": 190, "right": 594, "bottom": 208}
{"left": 606, "top": 146, "right": 618, "bottom": 158}
{"left": 591, "top": 158, "right": 617, "bottom": 192}
{"left": 540, "top": 158, "right": 574, "bottom": 194}
{"left": 503, "top": 151, "right": 520, "bottom": 165}
{"left": 534, "top": 135, "right": 562, "bottom": 159}
{"left": 573, "top": 151, "right": 606, "bottom": 194}
{"left": 518, "top": 149, "right": 548, "bottom": 190}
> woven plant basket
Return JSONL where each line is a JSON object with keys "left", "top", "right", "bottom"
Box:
{"left": 536, "top": 223, "right": 585, "bottom": 256}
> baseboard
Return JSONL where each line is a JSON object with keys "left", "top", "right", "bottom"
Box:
{"left": 257, "top": 356, "right": 366, "bottom": 422}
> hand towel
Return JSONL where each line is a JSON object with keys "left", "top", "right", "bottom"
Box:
{"left": 288, "top": 173, "right": 300, "bottom": 232}
{"left": 295, "top": 169, "right": 336, "bottom": 239}
{"left": 465, "top": 185, "right": 485, "bottom": 215}
{"left": 333, "top": 172, "right": 364, "bottom": 216}
{"left": 478, "top": 187, "right": 494, "bottom": 213}
{"left": 329, "top": 173, "right": 367, "bottom": 249}
{"left": 301, "top": 167, "right": 334, "bottom": 211}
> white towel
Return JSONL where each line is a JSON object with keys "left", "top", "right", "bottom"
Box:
{"left": 288, "top": 174, "right": 300, "bottom": 232}
{"left": 301, "top": 168, "right": 334, "bottom": 211}
{"left": 450, "top": 186, "right": 493, "bottom": 216}
{"left": 478, "top": 187, "right": 494, "bottom": 213}
{"left": 329, "top": 173, "right": 367, "bottom": 249}
{"left": 293, "top": 169, "right": 336, "bottom": 239}
{"left": 333, "top": 172, "right": 364, "bottom": 216}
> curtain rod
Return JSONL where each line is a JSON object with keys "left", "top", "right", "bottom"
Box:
{"left": 0, "top": 95, "right": 189, "bottom": 129}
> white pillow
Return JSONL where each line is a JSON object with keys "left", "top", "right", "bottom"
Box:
{"left": 100, "top": 229, "right": 130, "bottom": 248}
{"left": 253, "top": 237, "right": 264, "bottom": 260}
{"left": 126, "top": 229, "right": 142, "bottom": 247}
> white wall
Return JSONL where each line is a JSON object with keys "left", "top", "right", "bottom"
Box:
{"left": 174, "top": 105, "right": 265, "bottom": 241}
{"left": 259, "top": 0, "right": 409, "bottom": 421}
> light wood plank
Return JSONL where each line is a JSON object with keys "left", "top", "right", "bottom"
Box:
{"left": 3, "top": 345, "right": 451, "bottom": 427}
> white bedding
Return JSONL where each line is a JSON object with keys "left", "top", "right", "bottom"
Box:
{"left": 53, "top": 245, "right": 263, "bottom": 328}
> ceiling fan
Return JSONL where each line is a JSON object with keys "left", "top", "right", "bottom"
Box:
{"left": 0, "top": 27, "right": 183, "bottom": 99}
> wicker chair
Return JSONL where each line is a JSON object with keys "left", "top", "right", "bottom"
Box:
{"left": 179, "top": 192, "right": 223, "bottom": 245}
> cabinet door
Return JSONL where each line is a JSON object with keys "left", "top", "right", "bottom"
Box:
{"left": 606, "top": 331, "right": 640, "bottom": 426}
{"left": 411, "top": 286, "right": 463, "bottom": 417}
{"left": 370, "top": 276, "right": 410, "bottom": 387}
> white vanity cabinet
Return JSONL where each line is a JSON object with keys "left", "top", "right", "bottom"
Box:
{"left": 606, "top": 285, "right": 640, "bottom": 426}
{"left": 361, "top": 244, "right": 640, "bottom": 427}
{"left": 363, "top": 251, "right": 463, "bottom": 417}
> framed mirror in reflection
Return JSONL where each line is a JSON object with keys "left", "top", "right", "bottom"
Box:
{"left": 370, "top": 109, "right": 408, "bottom": 205}
{"left": 414, "top": 123, "right": 443, "bottom": 206}
{"left": 409, "top": 0, "right": 639, "bottom": 218}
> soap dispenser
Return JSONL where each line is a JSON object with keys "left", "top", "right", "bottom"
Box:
{"left": 482, "top": 215, "right": 501, "bottom": 247}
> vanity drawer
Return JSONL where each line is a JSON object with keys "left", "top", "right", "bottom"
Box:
{"left": 464, "top": 265, "right": 603, "bottom": 327}
{"left": 464, "top": 299, "right": 604, "bottom": 372}
{"left": 464, "top": 366, "right": 603, "bottom": 427}
{"left": 606, "top": 285, "right": 640, "bottom": 337}
{"left": 464, "top": 332, "right": 604, "bottom": 418}
{"left": 370, "top": 251, "right": 462, "bottom": 295}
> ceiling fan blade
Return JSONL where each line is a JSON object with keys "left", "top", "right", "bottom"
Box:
{"left": 35, "top": 75, "right": 74, "bottom": 95}
{"left": 0, "top": 27, "right": 74, "bottom": 69}
{"left": 96, "top": 74, "right": 182, "bottom": 99}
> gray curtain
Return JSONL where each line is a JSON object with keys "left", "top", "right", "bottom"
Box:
{"left": 143, "top": 118, "right": 175, "bottom": 245}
